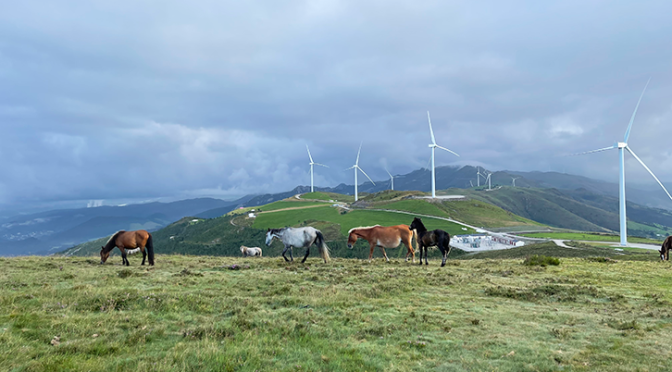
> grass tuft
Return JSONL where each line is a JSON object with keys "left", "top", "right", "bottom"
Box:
{"left": 522, "top": 255, "right": 560, "bottom": 267}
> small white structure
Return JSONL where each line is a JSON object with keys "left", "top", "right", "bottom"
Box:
{"left": 248, "top": 213, "right": 256, "bottom": 218}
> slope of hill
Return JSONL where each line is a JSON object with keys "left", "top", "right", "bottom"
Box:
{"left": 0, "top": 197, "right": 245, "bottom": 256}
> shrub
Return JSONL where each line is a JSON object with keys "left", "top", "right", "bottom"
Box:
{"left": 523, "top": 255, "right": 559, "bottom": 267}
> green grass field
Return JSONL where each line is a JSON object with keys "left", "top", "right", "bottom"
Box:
{"left": 2, "top": 253, "right": 672, "bottom": 371}
{"left": 252, "top": 205, "right": 472, "bottom": 236}
{"left": 521, "top": 232, "right": 663, "bottom": 245}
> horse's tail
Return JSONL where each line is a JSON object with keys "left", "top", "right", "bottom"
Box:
{"left": 315, "top": 231, "right": 330, "bottom": 263}
{"left": 411, "top": 228, "right": 418, "bottom": 251}
{"left": 146, "top": 233, "right": 155, "bottom": 265}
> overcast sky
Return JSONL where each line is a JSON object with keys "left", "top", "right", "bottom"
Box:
{"left": 2, "top": 1, "right": 672, "bottom": 212}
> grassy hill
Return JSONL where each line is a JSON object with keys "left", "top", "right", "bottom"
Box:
{"left": 448, "top": 187, "right": 672, "bottom": 238}
{"left": 2, "top": 251, "right": 671, "bottom": 371}
{"left": 65, "top": 190, "right": 541, "bottom": 259}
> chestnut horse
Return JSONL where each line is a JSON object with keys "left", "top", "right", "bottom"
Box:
{"left": 100, "top": 230, "right": 155, "bottom": 266}
{"left": 409, "top": 217, "right": 451, "bottom": 266}
{"left": 660, "top": 235, "right": 672, "bottom": 261}
{"left": 347, "top": 225, "right": 415, "bottom": 263}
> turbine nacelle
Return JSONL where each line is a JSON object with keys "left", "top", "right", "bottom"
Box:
{"left": 617, "top": 142, "right": 627, "bottom": 149}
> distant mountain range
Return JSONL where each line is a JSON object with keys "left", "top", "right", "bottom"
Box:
{"left": 3, "top": 165, "right": 672, "bottom": 256}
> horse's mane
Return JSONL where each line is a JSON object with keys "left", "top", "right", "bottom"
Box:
{"left": 103, "top": 230, "right": 125, "bottom": 252}
{"left": 348, "top": 225, "right": 381, "bottom": 234}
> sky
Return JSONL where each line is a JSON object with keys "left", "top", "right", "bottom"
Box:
{"left": 2, "top": 1, "right": 672, "bottom": 214}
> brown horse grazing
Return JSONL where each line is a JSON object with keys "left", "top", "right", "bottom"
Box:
{"left": 347, "top": 225, "right": 415, "bottom": 263}
{"left": 409, "top": 217, "right": 451, "bottom": 267}
{"left": 100, "top": 230, "right": 154, "bottom": 266}
{"left": 660, "top": 236, "right": 672, "bottom": 261}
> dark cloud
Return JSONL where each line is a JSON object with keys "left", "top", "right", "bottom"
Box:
{"left": 2, "top": 0, "right": 672, "bottom": 211}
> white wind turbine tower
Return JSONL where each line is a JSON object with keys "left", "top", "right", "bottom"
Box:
{"left": 384, "top": 167, "right": 395, "bottom": 190}
{"left": 426, "top": 111, "right": 459, "bottom": 198}
{"left": 572, "top": 79, "right": 672, "bottom": 246}
{"left": 511, "top": 177, "right": 520, "bottom": 187}
{"left": 347, "top": 143, "right": 375, "bottom": 201}
{"left": 485, "top": 171, "right": 492, "bottom": 190}
{"left": 476, "top": 166, "right": 486, "bottom": 187}
{"left": 306, "top": 145, "right": 328, "bottom": 193}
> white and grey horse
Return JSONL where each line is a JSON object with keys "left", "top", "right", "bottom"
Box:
{"left": 240, "top": 245, "right": 263, "bottom": 257}
{"left": 265, "top": 227, "right": 330, "bottom": 263}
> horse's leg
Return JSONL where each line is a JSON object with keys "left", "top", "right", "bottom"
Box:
{"left": 441, "top": 247, "right": 447, "bottom": 267}
{"left": 281, "top": 245, "right": 290, "bottom": 262}
{"left": 141, "top": 247, "right": 147, "bottom": 265}
{"left": 120, "top": 248, "right": 129, "bottom": 266}
{"left": 418, "top": 244, "right": 424, "bottom": 266}
{"left": 301, "top": 246, "right": 310, "bottom": 263}
{"left": 403, "top": 235, "right": 415, "bottom": 263}
{"left": 369, "top": 241, "right": 375, "bottom": 262}
{"left": 289, "top": 246, "right": 294, "bottom": 262}
{"left": 380, "top": 247, "right": 390, "bottom": 262}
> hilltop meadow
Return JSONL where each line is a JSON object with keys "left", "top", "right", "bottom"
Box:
{"left": 2, "top": 242, "right": 672, "bottom": 371}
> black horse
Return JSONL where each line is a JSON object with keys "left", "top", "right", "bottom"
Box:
{"left": 660, "top": 236, "right": 672, "bottom": 261}
{"left": 409, "top": 217, "right": 451, "bottom": 266}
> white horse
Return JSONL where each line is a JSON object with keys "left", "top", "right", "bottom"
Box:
{"left": 126, "top": 248, "right": 141, "bottom": 255}
{"left": 265, "top": 227, "right": 330, "bottom": 263}
{"left": 240, "top": 245, "right": 263, "bottom": 257}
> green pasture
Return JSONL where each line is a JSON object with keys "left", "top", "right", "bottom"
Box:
{"left": 255, "top": 200, "right": 329, "bottom": 212}
{"left": 2, "top": 253, "right": 672, "bottom": 371}
{"left": 376, "top": 200, "right": 450, "bottom": 218}
{"left": 300, "top": 192, "right": 354, "bottom": 203}
{"left": 520, "top": 232, "right": 663, "bottom": 245}
{"left": 252, "top": 205, "right": 472, "bottom": 236}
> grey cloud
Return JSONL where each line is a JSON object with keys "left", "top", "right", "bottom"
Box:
{"left": 2, "top": 0, "right": 672, "bottom": 211}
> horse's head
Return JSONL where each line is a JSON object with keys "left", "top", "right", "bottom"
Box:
{"left": 409, "top": 217, "right": 422, "bottom": 231}
{"left": 265, "top": 230, "right": 274, "bottom": 246}
{"left": 660, "top": 248, "right": 665, "bottom": 261}
{"left": 240, "top": 246, "right": 246, "bottom": 254}
{"left": 100, "top": 247, "right": 110, "bottom": 264}
{"left": 347, "top": 231, "right": 359, "bottom": 249}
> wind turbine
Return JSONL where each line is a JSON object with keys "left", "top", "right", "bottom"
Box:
{"left": 347, "top": 143, "right": 375, "bottom": 201}
{"left": 426, "top": 111, "right": 459, "bottom": 198}
{"left": 384, "top": 167, "right": 395, "bottom": 190}
{"left": 511, "top": 177, "right": 520, "bottom": 187}
{"left": 306, "top": 145, "right": 328, "bottom": 193}
{"left": 572, "top": 79, "right": 672, "bottom": 246}
{"left": 476, "top": 166, "right": 486, "bottom": 187}
{"left": 484, "top": 171, "right": 492, "bottom": 190}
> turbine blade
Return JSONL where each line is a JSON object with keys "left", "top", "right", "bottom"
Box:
{"left": 626, "top": 146, "right": 672, "bottom": 202}
{"left": 314, "top": 163, "right": 328, "bottom": 168}
{"left": 357, "top": 166, "right": 376, "bottom": 185}
{"left": 306, "top": 145, "right": 314, "bottom": 163}
{"left": 436, "top": 145, "right": 460, "bottom": 157}
{"left": 385, "top": 168, "right": 392, "bottom": 178}
{"left": 356, "top": 142, "right": 362, "bottom": 165}
{"left": 427, "top": 111, "right": 436, "bottom": 145}
{"left": 567, "top": 145, "right": 617, "bottom": 156}
{"left": 624, "top": 78, "right": 651, "bottom": 142}
{"left": 345, "top": 166, "right": 356, "bottom": 171}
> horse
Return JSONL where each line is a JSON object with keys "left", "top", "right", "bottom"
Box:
{"left": 265, "top": 227, "right": 330, "bottom": 263}
{"left": 347, "top": 225, "right": 415, "bottom": 263}
{"left": 409, "top": 217, "right": 451, "bottom": 266}
{"left": 100, "top": 230, "right": 155, "bottom": 266}
{"left": 126, "top": 248, "right": 141, "bottom": 255}
{"left": 660, "top": 236, "right": 672, "bottom": 261}
{"left": 240, "top": 245, "right": 263, "bottom": 257}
